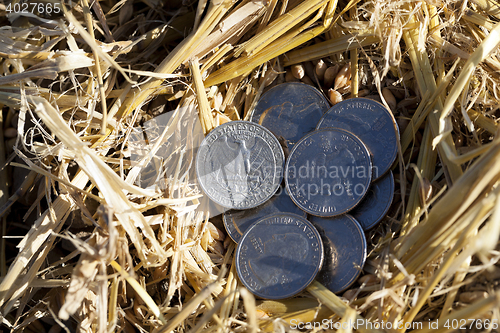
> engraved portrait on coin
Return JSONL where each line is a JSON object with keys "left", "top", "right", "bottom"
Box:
{"left": 236, "top": 213, "right": 323, "bottom": 299}
{"left": 250, "top": 82, "right": 330, "bottom": 149}
{"left": 196, "top": 121, "right": 284, "bottom": 209}
{"left": 317, "top": 98, "right": 399, "bottom": 180}
{"left": 285, "top": 128, "right": 372, "bottom": 216}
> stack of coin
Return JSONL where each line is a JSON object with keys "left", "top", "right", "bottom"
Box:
{"left": 315, "top": 97, "right": 398, "bottom": 231}
{"left": 196, "top": 83, "right": 399, "bottom": 299}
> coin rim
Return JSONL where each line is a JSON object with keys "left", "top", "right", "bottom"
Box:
{"left": 235, "top": 212, "right": 324, "bottom": 299}
{"left": 195, "top": 121, "right": 285, "bottom": 209}
{"left": 284, "top": 127, "right": 373, "bottom": 217}
{"left": 352, "top": 170, "right": 395, "bottom": 230}
{"left": 222, "top": 187, "right": 307, "bottom": 243}
{"left": 316, "top": 97, "right": 400, "bottom": 180}
{"left": 311, "top": 214, "right": 367, "bottom": 293}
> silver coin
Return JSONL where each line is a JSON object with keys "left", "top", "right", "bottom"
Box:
{"left": 285, "top": 128, "right": 372, "bottom": 217}
{"left": 316, "top": 98, "right": 399, "bottom": 180}
{"left": 196, "top": 121, "right": 284, "bottom": 209}
{"left": 309, "top": 214, "right": 367, "bottom": 294}
{"left": 250, "top": 82, "right": 330, "bottom": 149}
{"left": 223, "top": 186, "right": 306, "bottom": 243}
{"left": 236, "top": 213, "right": 323, "bottom": 299}
{"left": 351, "top": 170, "right": 394, "bottom": 230}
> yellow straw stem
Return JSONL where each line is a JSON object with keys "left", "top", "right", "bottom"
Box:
{"left": 307, "top": 281, "right": 384, "bottom": 333}
{"left": 190, "top": 58, "right": 215, "bottom": 135}
{"left": 437, "top": 22, "right": 500, "bottom": 144}
{"left": 110, "top": 260, "right": 166, "bottom": 324}
{"left": 235, "top": 0, "right": 329, "bottom": 57}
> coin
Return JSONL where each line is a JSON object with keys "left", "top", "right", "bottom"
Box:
{"left": 316, "top": 98, "right": 399, "bottom": 180}
{"left": 309, "top": 214, "right": 367, "bottom": 294}
{"left": 223, "top": 186, "right": 306, "bottom": 243}
{"left": 196, "top": 121, "right": 285, "bottom": 209}
{"left": 250, "top": 82, "right": 330, "bottom": 149}
{"left": 351, "top": 170, "right": 394, "bottom": 230}
{"left": 285, "top": 128, "right": 372, "bottom": 217}
{"left": 236, "top": 213, "right": 323, "bottom": 299}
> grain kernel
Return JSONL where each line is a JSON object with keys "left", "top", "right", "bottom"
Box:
{"left": 323, "top": 64, "right": 340, "bottom": 88}
{"left": 291, "top": 64, "right": 304, "bottom": 79}
{"left": 328, "top": 89, "right": 343, "bottom": 105}
{"left": 342, "top": 289, "right": 358, "bottom": 300}
{"left": 315, "top": 59, "right": 327, "bottom": 81}
{"left": 358, "top": 274, "right": 377, "bottom": 286}
{"left": 334, "top": 63, "right": 351, "bottom": 90}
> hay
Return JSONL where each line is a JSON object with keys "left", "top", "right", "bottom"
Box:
{"left": 0, "top": 0, "right": 500, "bottom": 332}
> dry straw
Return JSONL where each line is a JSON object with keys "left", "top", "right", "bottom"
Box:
{"left": 0, "top": 0, "right": 500, "bottom": 332}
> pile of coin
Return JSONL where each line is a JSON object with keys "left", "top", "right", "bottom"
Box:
{"left": 196, "top": 82, "right": 399, "bottom": 299}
